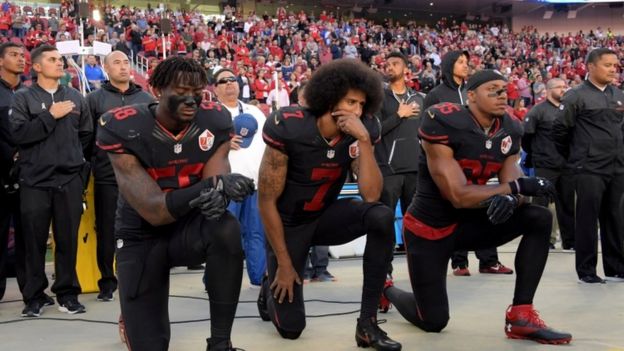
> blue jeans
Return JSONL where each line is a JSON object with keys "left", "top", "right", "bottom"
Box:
{"left": 225, "top": 191, "right": 267, "bottom": 285}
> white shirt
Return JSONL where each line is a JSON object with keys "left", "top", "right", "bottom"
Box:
{"left": 224, "top": 101, "right": 266, "bottom": 188}
{"left": 266, "top": 88, "right": 290, "bottom": 112}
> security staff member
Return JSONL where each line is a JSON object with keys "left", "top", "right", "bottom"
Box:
{"left": 10, "top": 45, "right": 92, "bottom": 316}
{"left": 0, "top": 42, "right": 26, "bottom": 301}
{"left": 86, "top": 51, "right": 154, "bottom": 302}
{"left": 523, "top": 78, "right": 575, "bottom": 250}
{"left": 374, "top": 52, "right": 423, "bottom": 271}
{"left": 553, "top": 48, "right": 624, "bottom": 283}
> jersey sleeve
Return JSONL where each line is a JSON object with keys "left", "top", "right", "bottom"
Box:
{"left": 507, "top": 117, "right": 524, "bottom": 155}
{"left": 95, "top": 107, "right": 137, "bottom": 155}
{"left": 362, "top": 114, "right": 381, "bottom": 144}
{"left": 522, "top": 104, "right": 538, "bottom": 134}
{"left": 197, "top": 102, "right": 233, "bottom": 150}
{"left": 262, "top": 109, "right": 290, "bottom": 153}
{"left": 418, "top": 106, "right": 452, "bottom": 145}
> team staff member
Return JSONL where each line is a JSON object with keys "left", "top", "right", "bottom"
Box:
{"left": 257, "top": 59, "right": 401, "bottom": 350}
{"left": 97, "top": 57, "right": 254, "bottom": 351}
{"left": 552, "top": 48, "right": 624, "bottom": 283}
{"left": 212, "top": 68, "right": 267, "bottom": 287}
{"left": 10, "top": 45, "right": 92, "bottom": 317}
{"left": 86, "top": 50, "right": 155, "bottom": 302}
{"left": 374, "top": 52, "right": 423, "bottom": 279}
{"left": 522, "top": 78, "right": 575, "bottom": 250}
{"left": 383, "top": 70, "right": 572, "bottom": 345}
{"left": 0, "top": 42, "right": 27, "bottom": 301}
{"left": 422, "top": 50, "right": 512, "bottom": 276}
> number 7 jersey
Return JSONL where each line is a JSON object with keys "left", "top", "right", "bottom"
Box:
{"left": 408, "top": 102, "right": 523, "bottom": 228}
{"left": 262, "top": 106, "right": 381, "bottom": 226}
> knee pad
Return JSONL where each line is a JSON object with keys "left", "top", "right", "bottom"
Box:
{"left": 363, "top": 203, "right": 394, "bottom": 232}
{"left": 206, "top": 213, "right": 243, "bottom": 256}
{"left": 276, "top": 326, "right": 303, "bottom": 340}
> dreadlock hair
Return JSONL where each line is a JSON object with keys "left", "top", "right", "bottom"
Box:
{"left": 304, "top": 59, "right": 383, "bottom": 118}
{"left": 148, "top": 56, "right": 208, "bottom": 90}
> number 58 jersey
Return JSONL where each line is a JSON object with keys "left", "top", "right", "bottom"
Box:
{"left": 408, "top": 102, "right": 523, "bottom": 228}
{"left": 262, "top": 107, "right": 381, "bottom": 226}
{"left": 96, "top": 102, "right": 232, "bottom": 238}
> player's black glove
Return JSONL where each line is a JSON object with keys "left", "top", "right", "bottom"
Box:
{"left": 509, "top": 177, "right": 555, "bottom": 201}
{"left": 485, "top": 194, "right": 518, "bottom": 225}
{"left": 216, "top": 173, "right": 255, "bottom": 202}
{"left": 189, "top": 188, "right": 228, "bottom": 220}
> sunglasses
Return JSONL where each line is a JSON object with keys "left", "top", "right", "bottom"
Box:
{"left": 216, "top": 77, "right": 237, "bottom": 85}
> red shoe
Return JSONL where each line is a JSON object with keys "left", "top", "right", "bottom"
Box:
{"left": 378, "top": 277, "right": 394, "bottom": 313}
{"left": 479, "top": 262, "right": 513, "bottom": 274}
{"left": 452, "top": 267, "right": 471, "bottom": 276}
{"left": 505, "top": 304, "right": 572, "bottom": 345}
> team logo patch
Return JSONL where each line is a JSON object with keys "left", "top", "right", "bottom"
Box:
{"left": 485, "top": 139, "right": 492, "bottom": 149}
{"left": 559, "top": 104, "right": 565, "bottom": 111}
{"left": 500, "top": 135, "right": 512, "bottom": 155}
{"left": 199, "top": 129, "right": 215, "bottom": 151}
{"left": 240, "top": 127, "right": 250, "bottom": 137}
{"left": 327, "top": 149, "right": 335, "bottom": 159}
{"left": 349, "top": 141, "right": 360, "bottom": 159}
{"left": 174, "top": 143, "right": 182, "bottom": 154}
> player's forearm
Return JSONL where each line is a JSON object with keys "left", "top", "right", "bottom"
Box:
{"left": 356, "top": 141, "right": 382, "bottom": 202}
{"left": 447, "top": 183, "right": 513, "bottom": 209}
{"left": 259, "top": 201, "right": 292, "bottom": 266}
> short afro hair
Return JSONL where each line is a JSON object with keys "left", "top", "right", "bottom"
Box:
{"left": 148, "top": 56, "right": 208, "bottom": 90}
{"left": 304, "top": 59, "right": 383, "bottom": 118}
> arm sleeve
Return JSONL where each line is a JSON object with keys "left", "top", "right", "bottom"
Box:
{"left": 521, "top": 106, "right": 538, "bottom": 154}
{"left": 78, "top": 94, "right": 94, "bottom": 157}
{"left": 422, "top": 91, "right": 439, "bottom": 110}
{"left": 363, "top": 115, "right": 382, "bottom": 144}
{"left": 9, "top": 91, "right": 57, "bottom": 145}
{"left": 552, "top": 90, "right": 578, "bottom": 158}
{"left": 96, "top": 112, "right": 130, "bottom": 155}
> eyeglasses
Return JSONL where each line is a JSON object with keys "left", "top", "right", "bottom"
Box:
{"left": 216, "top": 77, "right": 237, "bottom": 85}
{"left": 486, "top": 88, "right": 508, "bottom": 97}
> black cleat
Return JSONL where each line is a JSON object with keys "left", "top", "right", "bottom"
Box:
{"left": 257, "top": 276, "right": 270, "bottom": 321}
{"left": 206, "top": 338, "right": 245, "bottom": 350}
{"left": 355, "top": 317, "right": 402, "bottom": 351}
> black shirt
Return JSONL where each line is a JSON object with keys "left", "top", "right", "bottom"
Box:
{"left": 97, "top": 102, "right": 232, "bottom": 240}
{"left": 552, "top": 80, "right": 624, "bottom": 175}
{"left": 523, "top": 99, "right": 566, "bottom": 169}
{"left": 0, "top": 78, "right": 21, "bottom": 182}
{"left": 408, "top": 103, "right": 523, "bottom": 228}
{"left": 263, "top": 106, "right": 381, "bottom": 226}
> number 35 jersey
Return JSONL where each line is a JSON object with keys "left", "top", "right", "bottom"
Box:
{"left": 262, "top": 107, "right": 381, "bottom": 226}
{"left": 408, "top": 102, "right": 523, "bottom": 228}
{"left": 96, "top": 102, "right": 232, "bottom": 238}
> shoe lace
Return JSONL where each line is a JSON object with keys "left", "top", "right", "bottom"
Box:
{"left": 371, "top": 318, "right": 389, "bottom": 336}
{"left": 525, "top": 309, "right": 546, "bottom": 328}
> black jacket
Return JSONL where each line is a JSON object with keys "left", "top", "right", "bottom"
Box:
{"left": 522, "top": 99, "right": 566, "bottom": 169}
{"left": 9, "top": 83, "right": 92, "bottom": 188}
{"left": 374, "top": 86, "right": 425, "bottom": 176}
{"left": 87, "top": 81, "right": 154, "bottom": 184}
{"left": 423, "top": 51, "right": 468, "bottom": 109}
{"left": 0, "top": 78, "right": 22, "bottom": 183}
{"left": 552, "top": 80, "right": 624, "bottom": 175}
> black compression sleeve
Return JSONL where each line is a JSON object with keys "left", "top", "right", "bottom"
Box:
{"left": 165, "top": 177, "right": 215, "bottom": 219}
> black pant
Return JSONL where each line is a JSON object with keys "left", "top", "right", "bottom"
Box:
{"left": 20, "top": 175, "right": 83, "bottom": 303}
{"left": 386, "top": 205, "right": 551, "bottom": 332}
{"left": 380, "top": 172, "right": 418, "bottom": 273}
{"left": 117, "top": 212, "right": 243, "bottom": 351}
{"left": 94, "top": 183, "right": 118, "bottom": 293}
{"left": 574, "top": 173, "right": 624, "bottom": 278}
{"left": 264, "top": 199, "right": 394, "bottom": 337}
{"left": 534, "top": 168, "right": 576, "bottom": 248}
{"left": 0, "top": 190, "right": 26, "bottom": 300}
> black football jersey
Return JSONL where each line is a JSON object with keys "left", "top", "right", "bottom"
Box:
{"left": 96, "top": 102, "right": 232, "bottom": 238}
{"left": 262, "top": 106, "right": 381, "bottom": 226}
{"left": 408, "top": 102, "right": 523, "bottom": 228}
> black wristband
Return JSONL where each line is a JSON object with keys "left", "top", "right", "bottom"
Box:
{"left": 508, "top": 180, "right": 519, "bottom": 194}
{"left": 165, "top": 178, "right": 215, "bottom": 219}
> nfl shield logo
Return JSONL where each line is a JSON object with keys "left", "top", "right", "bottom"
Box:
{"left": 199, "top": 129, "right": 215, "bottom": 151}
{"left": 327, "top": 149, "right": 335, "bottom": 159}
{"left": 485, "top": 140, "right": 492, "bottom": 149}
{"left": 173, "top": 143, "right": 182, "bottom": 154}
{"left": 349, "top": 141, "right": 360, "bottom": 159}
{"left": 240, "top": 127, "right": 249, "bottom": 137}
{"left": 500, "top": 135, "right": 512, "bottom": 155}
